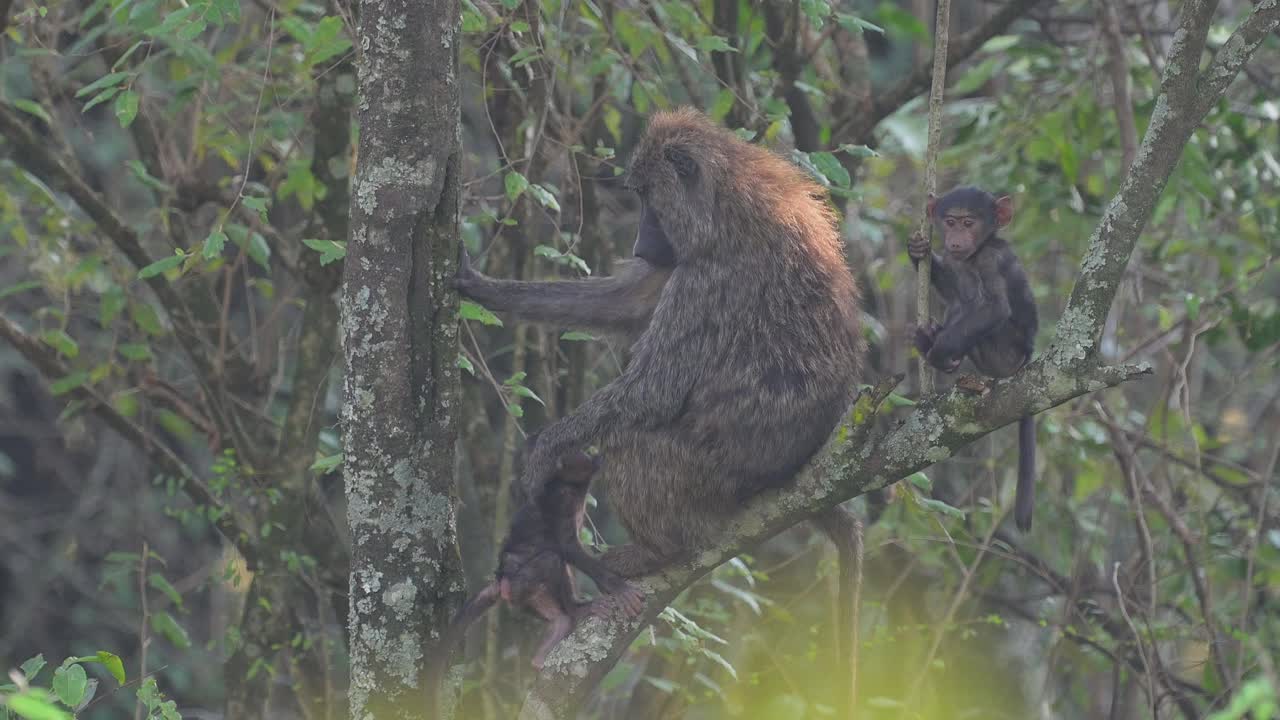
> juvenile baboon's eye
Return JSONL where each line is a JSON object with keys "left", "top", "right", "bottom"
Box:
{"left": 664, "top": 146, "right": 697, "bottom": 178}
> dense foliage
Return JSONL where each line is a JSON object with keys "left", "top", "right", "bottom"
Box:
{"left": 1, "top": 0, "right": 1278, "bottom": 718}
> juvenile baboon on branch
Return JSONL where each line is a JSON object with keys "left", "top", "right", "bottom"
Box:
{"left": 459, "top": 107, "right": 864, "bottom": 575}
{"left": 909, "top": 186, "right": 1039, "bottom": 530}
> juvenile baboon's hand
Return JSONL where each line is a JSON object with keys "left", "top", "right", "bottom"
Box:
{"left": 907, "top": 231, "right": 930, "bottom": 261}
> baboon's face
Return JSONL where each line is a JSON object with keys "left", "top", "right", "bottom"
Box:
{"left": 624, "top": 110, "right": 725, "bottom": 265}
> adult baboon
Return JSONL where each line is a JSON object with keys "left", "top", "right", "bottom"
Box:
{"left": 458, "top": 107, "right": 864, "bottom": 576}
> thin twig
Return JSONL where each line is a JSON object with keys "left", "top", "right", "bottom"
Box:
{"left": 915, "top": 0, "right": 952, "bottom": 396}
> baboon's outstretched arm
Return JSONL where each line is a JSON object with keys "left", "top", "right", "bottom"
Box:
{"left": 457, "top": 253, "right": 670, "bottom": 339}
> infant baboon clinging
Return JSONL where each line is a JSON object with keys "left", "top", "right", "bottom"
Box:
{"left": 426, "top": 448, "right": 643, "bottom": 713}
{"left": 458, "top": 107, "right": 864, "bottom": 576}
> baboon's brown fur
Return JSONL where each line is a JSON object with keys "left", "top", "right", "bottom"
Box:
{"left": 459, "top": 107, "right": 864, "bottom": 575}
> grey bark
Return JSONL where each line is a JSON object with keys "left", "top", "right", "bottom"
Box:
{"left": 343, "top": 1, "right": 465, "bottom": 718}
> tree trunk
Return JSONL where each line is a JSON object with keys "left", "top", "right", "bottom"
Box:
{"left": 343, "top": 1, "right": 464, "bottom": 717}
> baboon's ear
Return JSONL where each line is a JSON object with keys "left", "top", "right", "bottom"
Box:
{"left": 664, "top": 145, "right": 697, "bottom": 179}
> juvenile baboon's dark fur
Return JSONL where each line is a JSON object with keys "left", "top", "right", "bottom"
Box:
{"left": 909, "top": 186, "right": 1039, "bottom": 530}
{"left": 459, "top": 107, "right": 864, "bottom": 575}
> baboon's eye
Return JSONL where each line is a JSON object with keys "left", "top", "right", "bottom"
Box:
{"left": 664, "top": 146, "right": 697, "bottom": 178}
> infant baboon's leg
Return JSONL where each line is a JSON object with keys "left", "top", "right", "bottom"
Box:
{"left": 527, "top": 587, "right": 576, "bottom": 670}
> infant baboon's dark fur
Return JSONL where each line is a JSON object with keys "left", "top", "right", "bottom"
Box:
{"left": 459, "top": 107, "right": 865, "bottom": 576}
{"left": 425, "top": 449, "right": 642, "bottom": 713}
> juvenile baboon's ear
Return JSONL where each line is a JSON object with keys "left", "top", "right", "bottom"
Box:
{"left": 664, "top": 145, "right": 697, "bottom": 179}
{"left": 994, "top": 195, "right": 1014, "bottom": 227}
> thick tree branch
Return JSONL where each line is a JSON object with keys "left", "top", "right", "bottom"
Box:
{"left": 0, "top": 314, "right": 260, "bottom": 567}
{"left": 516, "top": 1, "right": 1280, "bottom": 714}
{"left": 1049, "top": 0, "right": 1278, "bottom": 369}
{"left": 518, "top": 360, "right": 1150, "bottom": 718}
{"left": 1194, "top": 0, "right": 1280, "bottom": 116}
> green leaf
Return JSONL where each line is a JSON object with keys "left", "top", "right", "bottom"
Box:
{"left": 110, "top": 40, "right": 146, "bottom": 70}
{"left": 508, "top": 46, "right": 540, "bottom": 67}
{"left": 20, "top": 654, "right": 48, "bottom": 681}
{"left": 533, "top": 245, "right": 590, "bottom": 274}
{"left": 92, "top": 651, "right": 126, "bottom": 684}
{"left": 509, "top": 384, "right": 545, "bottom": 406}
{"left": 698, "top": 648, "right": 738, "bottom": 680}
{"left": 1184, "top": 293, "right": 1202, "bottom": 322}
{"left": 41, "top": 330, "right": 80, "bottom": 359}
{"left": 696, "top": 35, "right": 734, "bottom": 53}
{"left": 310, "top": 453, "right": 343, "bottom": 474}
{"left": 74, "top": 71, "right": 129, "bottom": 99}
{"left": 203, "top": 230, "right": 228, "bottom": 258}
{"left": 52, "top": 663, "right": 88, "bottom": 707}
{"left": 13, "top": 100, "right": 52, "bottom": 124}
{"left": 241, "top": 196, "right": 269, "bottom": 222}
{"left": 504, "top": 171, "right": 529, "bottom": 201}
{"left": 49, "top": 372, "right": 89, "bottom": 396}
{"left": 151, "top": 611, "right": 192, "bottom": 649}
{"left": 302, "top": 238, "right": 346, "bottom": 265}
{"left": 917, "top": 496, "right": 966, "bottom": 519}
{"left": 81, "top": 86, "right": 122, "bottom": 113}
{"left": 0, "top": 280, "right": 42, "bottom": 299}
{"left": 979, "top": 35, "right": 1019, "bottom": 52}
{"left": 836, "top": 143, "right": 879, "bottom": 158}
{"left": 461, "top": 0, "right": 488, "bottom": 31}
{"left": 710, "top": 88, "right": 735, "bottom": 122}
{"left": 560, "top": 331, "right": 597, "bottom": 342}
{"left": 130, "top": 302, "right": 165, "bottom": 336}
{"left": 885, "top": 392, "right": 915, "bottom": 407}
{"left": 118, "top": 343, "right": 152, "bottom": 361}
{"left": 248, "top": 232, "right": 271, "bottom": 270}
{"left": 136, "top": 251, "right": 186, "bottom": 279}
{"left": 458, "top": 300, "right": 503, "bottom": 326}
{"left": 527, "top": 184, "right": 560, "bottom": 212}
{"left": 99, "top": 288, "right": 125, "bottom": 327}
{"left": 809, "top": 151, "right": 851, "bottom": 189}
{"left": 156, "top": 409, "right": 195, "bottom": 440}
{"left": 456, "top": 354, "right": 475, "bottom": 375}
{"left": 906, "top": 472, "right": 931, "bottom": 491}
{"left": 127, "top": 160, "right": 172, "bottom": 192}
{"left": 148, "top": 572, "right": 183, "bottom": 607}
{"left": 114, "top": 90, "right": 139, "bottom": 127}
{"left": 306, "top": 16, "right": 351, "bottom": 65}
{"left": 835, "top": 13, "right": 884, "bottom": 34}
{"left": 5, "top": 693, "right": 72, "bottom": 720}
